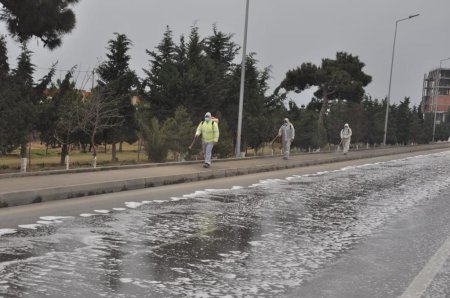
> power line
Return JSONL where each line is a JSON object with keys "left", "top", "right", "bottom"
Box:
{"left": 9, "top": 63, "right": 94, "bottom": 73}
{"left": 8, "top": 63, "right": 98, "bottom": 90}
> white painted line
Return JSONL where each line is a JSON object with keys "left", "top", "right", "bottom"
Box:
{"left": 400, "top": 235, "right": 450, "bottom": 298}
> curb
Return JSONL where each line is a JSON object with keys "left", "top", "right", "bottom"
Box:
{"left": 1, "top": 143, "right": 449, "bottom": 209}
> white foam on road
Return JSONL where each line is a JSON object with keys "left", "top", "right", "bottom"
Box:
{"left": 80, "top": 213, "right": 101, "bottom": 217}
{"left": 18, "top": 224, "right": 41, "bottom": 230}
{"left": 0, "top": 229, "right": 17, "bottom": 236}
{"left": 39, "top": 216, "right": 74, "bottom": 221}
{"left": 112, "top": 208, "right": 126, "bottom": 211}
{"left": 36, "top": 221, "right": 56, "bottom": 225}
{"left": 124, "top": 202, "right": 143, "bottom": 209}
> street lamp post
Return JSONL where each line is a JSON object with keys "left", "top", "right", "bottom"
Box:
{"left": 235, "top": 0, "right": 250, "bottom": 158}
{"left": 383, "top": 14, "right": 419, "bottom": 146}
{"left": 432, "top": 57, "right": 450, "bottom": 142}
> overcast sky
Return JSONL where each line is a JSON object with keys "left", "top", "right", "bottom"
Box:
{"left": 2, "top": 0, "right": 450, "bottom": 107}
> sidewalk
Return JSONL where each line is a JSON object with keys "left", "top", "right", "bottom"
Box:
{"left": 1, "top": 143, "right": 449, "bottom": 208}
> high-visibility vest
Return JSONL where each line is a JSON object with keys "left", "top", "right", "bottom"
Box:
{"left": 195, "top": 119, "right": 219, "bottom": 143}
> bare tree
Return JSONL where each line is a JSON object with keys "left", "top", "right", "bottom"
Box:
{"left": 78, "top": 87, "right": 124, "bottom": 167}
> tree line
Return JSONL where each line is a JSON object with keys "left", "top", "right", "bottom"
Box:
{"left": 1, "top": 22, "right": 449, "bottom": 167}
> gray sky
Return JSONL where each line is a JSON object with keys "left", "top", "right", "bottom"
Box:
{"left": 2, "top": 0, "right": 450, "bottom": 107}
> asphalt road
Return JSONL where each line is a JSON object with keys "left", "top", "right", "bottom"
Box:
{"left": 1, "top": 149, "right": 450, "bottom": 297}
{"left": 0, "top": 150, "right": 444, "bottom": 230}
{"left": 289, "top": 179, "right": 450, "bottom": 298}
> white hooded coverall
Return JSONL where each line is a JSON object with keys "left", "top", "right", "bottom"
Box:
{"left": 278, "top": 121, "right": 295, "bottom": 159}
{"left": 340, "top": 125, "right": 352, "bottom": 154}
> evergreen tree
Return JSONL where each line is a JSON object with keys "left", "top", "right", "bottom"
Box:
{"left": 295, "top": 107, "right": 322, "bottom": 151}
{"left": 204, "top": 25, "right": 239, "bottom": 113}
{"left": 144, "top": 118, "right": 168, "bottom": 163}
{"left": 345, "top": 102, "right": 368, "bottom": 145}
{"left": 409, "top": 106, "right": 423, "bottom": 144}
{"left": 0, "top": 0, "right": 80, "bottom": 49}
{"left": 361, "top": 97, "right": 385, "bottom": 145}
{"left": 0, "top": 35, "right": 9, "bottom": 78}
{"left": 2, "top": 44, "right": 54, "bottom": 160}
{"left": 10, "top": 44, "right": 35, "bottom": 158}
{"left": 280, "top": 52, "right": 372, "bottom": 124}
{"left": 226, "top": 54, "right": 273, "bottom": 152}
{"left": 396, "top": 97, "right": 412, "bottom": 145}
{"left": 97, "top": 33, "right": 139, "bottom": 161}
{"left": 143, "top": 26, "right": 180, "bottom": 120}
{"left": 38, "top": 70, "right": 81, "bottom": 164}
{"left": 0, "top": 35, "right": 13, "bottom": 154}
{"left": 180, "top": 26, "right": 213, "bottom": 121}
{"left": 326, "top": 100, "right": 347, "bottom": 144}
{"left": 162, "top": 106, "right": 194, "bottom": 161}
{"left": 386, "top": 103, "right": 398, "bottom": 145}
{"left": 212, "top": 112, "right": 234, "bottom": 158}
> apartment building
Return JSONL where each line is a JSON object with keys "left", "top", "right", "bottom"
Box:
{"left": 421, "top": 67, "right": 450, "bottom": 124}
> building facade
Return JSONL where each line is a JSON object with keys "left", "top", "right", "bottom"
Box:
{"left": 421, "top": 67, "right": 450, "bottom": 124}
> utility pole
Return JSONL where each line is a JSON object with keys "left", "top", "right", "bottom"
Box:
{"left": 92, "top": 68, "right": 95, "bottom": 90}
{"left": 383, "top": 14, "right": 419, "bottom": 146}
{"left": 235, "top": 0, "right": 250, "bottom": 158}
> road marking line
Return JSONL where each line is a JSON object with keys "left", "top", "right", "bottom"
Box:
{"left": 400, "top": 235, "right": 450, "bottom": 298}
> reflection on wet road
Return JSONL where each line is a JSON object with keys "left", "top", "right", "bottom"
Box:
{"left": 1, "top": 152, "right": 450, "bottom": 297}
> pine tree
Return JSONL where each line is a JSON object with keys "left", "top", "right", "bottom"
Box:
{"left": 143, "top": 26, "right": 180, "bottom": 120}
{"left": 396, "top": 97, "right": 412, "bottom": 145}
{"left": 11, "top": 44, "right": 35, "bottom": 158}
{"left": 0, "top": 35, "right": 12, "bottom": 154}
{"left": 162, "top": 106, "right": 194, "bottom": 161}
{"left": 204, "top": 25, "right": 239, "bottom": 116}
{"left": 361, "top": 97, "right": 384, "bottom": 145}
{"left": 0, "top": 0, "right": 80, "bottom": 49}
{"left": 0, "top": 35, "right": 9, "bottom": 79}
{"left": 280, "top": 52, "right": 372, "bottom": 124}
{"left": 226, "top": 54, "right": 273, "bottom": 152}
{"left": 97, "top": 33, "right": 139, "bottom": 161}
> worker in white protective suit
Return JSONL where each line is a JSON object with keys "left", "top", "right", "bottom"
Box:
{"left": 276, "top": 118, "right": 295, "bottom": 160}
{"left": 340, "top": 123, "right": 352, "bottom": 154}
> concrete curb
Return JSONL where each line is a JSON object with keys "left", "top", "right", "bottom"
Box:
{"left": 1, "top": 143, "right": 449, "bottom": 209}
{"left": 0, "top": 144, "right": 428, "bottom": 180}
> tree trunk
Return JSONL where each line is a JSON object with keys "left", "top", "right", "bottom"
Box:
{"left": 91, "top": 134, "right": 97, "bottom": 168}
{"left": 60, "top": 143, "right": 68, "bottom": 165}
{"left": 137, "top": 137, "right": 141, "bottom": 161}
{"left": 319, "top": 89, "right": 328, "bottom": 124}
{"left": 20, "top": 143, "right": 27, "bottom": 158}
{"left": 119, "top": 141, "right": 123, "bottom": 152}
{"left": 112, "top": 143, "right": 117, "bottom": 161}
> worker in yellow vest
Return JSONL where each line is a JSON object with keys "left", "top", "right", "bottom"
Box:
{"left": 189, "top": 112, "right": 220, "bottom": 168}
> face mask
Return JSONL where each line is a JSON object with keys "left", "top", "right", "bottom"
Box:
{"left": 205, "top": 117, "right": 210, "bottom": 122}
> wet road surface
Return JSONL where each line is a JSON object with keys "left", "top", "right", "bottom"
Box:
{"left": 1, "top": 151, "right": 450, "bottom": 297}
